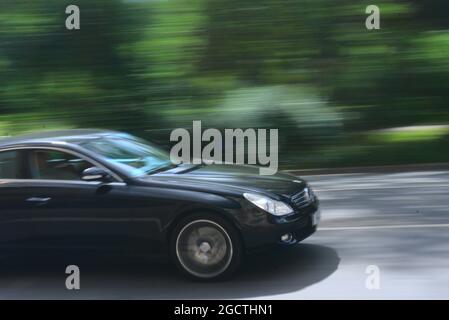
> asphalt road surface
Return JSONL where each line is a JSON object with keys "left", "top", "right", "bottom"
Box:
{"left": 1, "top": 170, "right": 449, "bottom": 299}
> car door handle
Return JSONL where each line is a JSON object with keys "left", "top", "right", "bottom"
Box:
{"left": 26, "top": 197, "right": 51, "bottom": 205}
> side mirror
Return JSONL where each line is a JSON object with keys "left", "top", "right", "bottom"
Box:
{"left": 82, "top": 167, "right": 110, "bottom": 182}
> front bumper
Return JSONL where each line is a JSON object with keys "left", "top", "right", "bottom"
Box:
{"left": 280, "top": 208, "right": 320, "bottom": 245}
{"left": 239, "top": 203, "right": 320, "bottom": 250}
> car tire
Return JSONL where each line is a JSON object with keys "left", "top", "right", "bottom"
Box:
{"left": 169, "top": 213, "right": 243, "bottom": 281}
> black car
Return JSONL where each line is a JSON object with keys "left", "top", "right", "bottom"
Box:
{"left": 0, "top": 129, "right": 320, "bottom": 280}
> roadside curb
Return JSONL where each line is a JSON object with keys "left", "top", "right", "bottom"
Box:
{"left": 285, "top": 162, "right": 449, "bottom": 176}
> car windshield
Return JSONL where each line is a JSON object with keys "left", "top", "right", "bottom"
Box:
{"left": 80, "top": 136, "right": 173, "bottom": 177}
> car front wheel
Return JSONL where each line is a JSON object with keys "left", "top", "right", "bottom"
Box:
{"left": 170, "top": 213, "right": 242, "bottom": 280}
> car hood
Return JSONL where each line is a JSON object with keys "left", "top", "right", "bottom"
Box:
{"left": 138, "top": 164, "right": 306, "bottom": 198}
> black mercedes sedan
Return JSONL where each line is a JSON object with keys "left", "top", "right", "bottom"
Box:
{"left": 0, "top": 129, "right": 320, "bottom": 280}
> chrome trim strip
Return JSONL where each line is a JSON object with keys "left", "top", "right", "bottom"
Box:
{"left": 0, "top": 179, "right": 101, "bottom": 185}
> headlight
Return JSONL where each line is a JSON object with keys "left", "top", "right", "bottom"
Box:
{"left": 243, "top": 193, "right": 293, "bottom": 216}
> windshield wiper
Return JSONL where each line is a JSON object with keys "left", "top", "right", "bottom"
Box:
{"left": 146, "top": 163, "right": 179, "bottom": 175}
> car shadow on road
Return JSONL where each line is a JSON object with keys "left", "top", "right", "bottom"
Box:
{"left": 0, "top": 243, "right": 339, "bottom": 299}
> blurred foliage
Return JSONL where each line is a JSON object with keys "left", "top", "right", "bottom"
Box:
{"left": 0, "top": 0, "right": 449, "bottom": 168}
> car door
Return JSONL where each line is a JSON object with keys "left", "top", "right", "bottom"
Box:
{"left": 16, "top": 147, "right": 136, "bottom": 249}
{"left": 0, "top": 149, "right": 35, "bottom": 244}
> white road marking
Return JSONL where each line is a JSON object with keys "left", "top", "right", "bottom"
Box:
{"left": 319, "top": 223, "right": 449, "bottom": 231}
{"left": 315, "top": 184, "right": 449, "bottom": 192}
{"left": 285, "top": 171, "right": 366, "bottom": 177}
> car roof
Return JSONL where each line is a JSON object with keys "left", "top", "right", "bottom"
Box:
{"left": 0, "top": 129, "right": 125, "bottom": 148}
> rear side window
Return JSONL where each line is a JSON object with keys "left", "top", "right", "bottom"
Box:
{"left": 0, "top": 150, "right": 23, "bottom": 179}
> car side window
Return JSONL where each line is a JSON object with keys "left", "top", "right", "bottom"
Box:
{"left": 0, "top": 150, "right": 25, "bottom": 179}
{"left": 29, "top": 149, "right": 94, "bottom": 181}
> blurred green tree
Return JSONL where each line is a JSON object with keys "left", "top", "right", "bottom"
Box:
{"left": 0, "top": 0, "right": 448, "bottom": 167}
